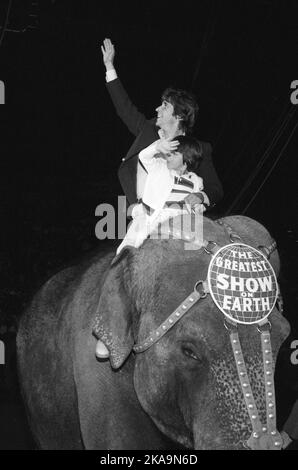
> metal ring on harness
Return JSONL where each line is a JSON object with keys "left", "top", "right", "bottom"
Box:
{"left": 229, "top": 232, "right": 242, "bottom": 243}
{"left": 194, "top": 280, "right": 208, "bottom": 298}
{"left": 257, "top": 321, "right": 272, "bottom": 334}
{"left": 204, "top": 241, "right": 217, "bottom": 255}
{"left": 224, "top": 318, "right": 238, "bottom": 332}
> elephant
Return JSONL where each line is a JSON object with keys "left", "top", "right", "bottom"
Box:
{"left": 17, "top": 215, "right": 290, "bottom": 450}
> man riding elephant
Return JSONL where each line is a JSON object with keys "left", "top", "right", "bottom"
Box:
{"left": 101, "top": 38, "right": 223, "bottom": 212}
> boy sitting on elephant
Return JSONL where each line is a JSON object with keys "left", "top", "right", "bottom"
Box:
{"left": 116, "top": 135, "right": 204, "bottom": 255}
{"left": 95, "top": 135, "right": 204, "bottom": 358}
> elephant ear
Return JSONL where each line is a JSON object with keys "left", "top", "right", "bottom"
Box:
{"left": 92, "top": 247, "right": 136, "bottom": 370}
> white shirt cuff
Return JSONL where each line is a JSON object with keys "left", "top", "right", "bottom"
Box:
{"left": 106, "top": 69, "right": 118, "bottom": 82}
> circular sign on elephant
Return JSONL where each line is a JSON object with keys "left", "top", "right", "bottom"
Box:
{"left": 207, "top": 243, "right": 278, "bottom": 325}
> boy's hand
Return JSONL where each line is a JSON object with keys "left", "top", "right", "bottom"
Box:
{"left": 155, "top": 138, "right": 179, "bottom": 155}
{"left": 185, "top": 193, "right": 204, "bottom": 205}
{"left": 185, "top": 193, "right": 205, "bottom": 214}
{"left": 101, "top": 38, "right": 115, "bottom": 71}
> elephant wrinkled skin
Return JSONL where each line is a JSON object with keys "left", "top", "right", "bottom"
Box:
{"left": 17, "top": 215, "right": 290, "bottom": 449}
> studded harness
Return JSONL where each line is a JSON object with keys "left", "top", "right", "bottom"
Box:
{"left": 132, "top": 218, "right": 284, "bottom": 450}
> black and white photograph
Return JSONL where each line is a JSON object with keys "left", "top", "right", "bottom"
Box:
{"left": 0, "top": 0, "right": 298, "bottom": 452}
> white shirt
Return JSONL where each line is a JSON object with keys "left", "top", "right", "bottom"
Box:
{"left": 139, "top": 140, "right": 203, "bottom": 211}
{"left": 137, "top": 128, "right": 178, "bottom": 200}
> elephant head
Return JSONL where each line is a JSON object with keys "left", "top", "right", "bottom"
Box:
{"left": 93, "top": 216, "right": 290, "bottom": 450}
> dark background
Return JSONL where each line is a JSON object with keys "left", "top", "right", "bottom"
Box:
{"left": 0, "top": 0, "right": 297, "bottom": 449}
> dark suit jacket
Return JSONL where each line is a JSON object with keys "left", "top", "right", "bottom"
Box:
{"left": 106, "top": 78, "right": 223, "bottom": 207}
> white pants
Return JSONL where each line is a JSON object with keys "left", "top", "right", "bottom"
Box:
{"left": 116, "top": 204, "right": 189, "bottom": 254}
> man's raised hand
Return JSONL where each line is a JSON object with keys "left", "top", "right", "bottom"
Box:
{"left": 101, "top": 38, "right": 115, "bottom": 70}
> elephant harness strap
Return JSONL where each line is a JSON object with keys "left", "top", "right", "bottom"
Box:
{"left": 133, "top": 220, "right": 283, "bottom": 450}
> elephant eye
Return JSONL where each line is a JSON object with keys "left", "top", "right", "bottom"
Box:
{"left": 182, "top": 346, "right": 200, "bottom": 362}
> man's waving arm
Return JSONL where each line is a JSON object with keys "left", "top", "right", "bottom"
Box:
{"left": 101, "top": 38, "right": 147, "bottom": 136}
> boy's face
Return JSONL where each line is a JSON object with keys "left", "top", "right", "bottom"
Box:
{"left": 166, "top": 151, "right": 186, "bottom": 173}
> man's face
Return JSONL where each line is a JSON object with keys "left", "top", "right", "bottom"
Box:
{"left": 156, "top": 100, "right": 180, "bottom": 129}
{"left": 166, "top": 151, "right": 186, "bottom": 173}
